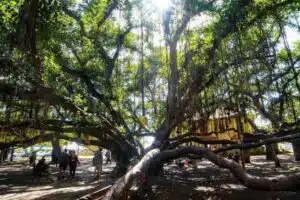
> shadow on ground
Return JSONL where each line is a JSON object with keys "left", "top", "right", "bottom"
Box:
{"left": 0, "top": 158, "right": 114, "bottom": 200}
{"left": 151, "top": 154, "right": 300, "bottom": 200}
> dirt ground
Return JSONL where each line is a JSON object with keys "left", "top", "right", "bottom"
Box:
{"left": 0, "top": 157, "right": 114, "bottom": 200}
{"left": 1, "top": 155, "right": 300, "bottom": 200}
{"left": 152, "top": 154, "right": 300, "bottom": 200}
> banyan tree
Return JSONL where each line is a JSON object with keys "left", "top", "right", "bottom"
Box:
{"left": 0, "top": 0, "right": 300, "bottom": 199}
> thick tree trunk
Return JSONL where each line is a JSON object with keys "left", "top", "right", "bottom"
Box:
{"left": 0, "top": 150, "right": 3, "bottom": 163}
{"left": 0, "top": 149, "right": 9, "bottom": 162}
{"left": 111, "top": 148, "right": 136, "bottom": 178}
{"left": 104, "top": 149, "right": 160, "bottom": 200}
{"left": 243, "top": 150, "right": 250, "bottom": 163}
{"left": 51, "top": 138, "right": 61, "bottom": 164}
{"left": 105, "top": 133, "right": 300, "bottom": 199}
{"left": 105, "top": 147, "right": 300, "bottom": 200}
{"left": 266, "top": 144, "right": 281, "bottom": 167}
{"left": 272, "top": 145, "right": 281, "bottom": 168}
{"left": 292, "top": 139, "right": 300, "bottom": 161}
{"left": 266, "top": 144, "right": 273, "bottom": 160}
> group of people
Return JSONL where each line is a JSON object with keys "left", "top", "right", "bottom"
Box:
{"left": 28, "top": 148, "right": 112, "bottom": 180}
{"left": 58, "top": 149, "right": 80, "bottom": 179}
{"left": 29, "top": 149, "right": 80, "bottom": 179}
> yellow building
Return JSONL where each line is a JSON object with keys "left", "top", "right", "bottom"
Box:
{"left": 182, "top": 110, "right": 255, "bottom": 147}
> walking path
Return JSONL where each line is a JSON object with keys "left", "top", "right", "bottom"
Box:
{"left": 1, "top": 155, "right": 300, "bottom": 200}
{"left": 0, "top": 158, "right": 114, "bottom": 200}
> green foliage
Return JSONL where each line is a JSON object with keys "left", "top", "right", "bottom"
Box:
{"left": 0, "top": 0, "right": 299, "bottom": 151}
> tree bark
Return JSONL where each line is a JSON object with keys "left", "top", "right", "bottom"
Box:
{"left": 243, "top": 150, "right": 251, "bottom": 163}
{"left": 104, "top": 149, "right": 160, "bottom": 200}
{"left": 266, "top": 144, "right": 273, "bottom": 160}
{"left": 105, "top": 146, "right": 300, "bottom": 200}
{"left": 0, "top": 150, "right": 3, "bottom": 163}
{"left": 266, "top": 144, "right": 281, "bottom": 167}
{"left": 51, "top": 137, "right": 61, "bottom": 164}
{"left": 111, "top": 147, "right": 139, "bottom": 178}
{"left": 0, "top": 149, "right": 9, "bottom": 162}
{"left": 292, "top": 139, "right": 300, "bottom": 161}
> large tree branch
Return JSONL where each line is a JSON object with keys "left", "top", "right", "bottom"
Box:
{"left": 0, "top": 133, "right": 109, "bottom": 150}
{"left": 0, "top": 118, "right": 139, "bottom": 155}
{"left": 58, "top": 58, "right": 131, "bottom": 133}
{"left": 170, "top": 123, "right": 300, "bottom": 150}
{"left": 214, "top": 127, "right": 300, "bottom": 153}
{"left": 105, "top": 135, "right": 300, "bottom": 200}
{"left": 97, "top": 0, "right": 119, "bottom": 29}
{"left": 171, "top": 136, "right": 236, "bottom": 147}
{"left": 155, "top": 147, "right": 300, "bottom": 190}
{"left": 175, "top": 0, "right": 299, "bottom": 130}
{"left": 0, "top": 82, "right": 85, "bottom": 116}
{"left": 104, "top": 149, "right": 161, "bottom": 200}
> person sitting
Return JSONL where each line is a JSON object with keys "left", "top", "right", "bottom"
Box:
{"left": 33, "top": 156, "right": 49, "bottom": 176}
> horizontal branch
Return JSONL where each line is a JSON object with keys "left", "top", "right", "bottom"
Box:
{"left": 0, "top": 119, "right": 118, "bottom": 145}
{"left": 0, "top": 82, "right": 85, "bottom": 116}
{"left": 169, "top": 128, "right": 245, "bottom": 141}
{"left": 0, "top": 133, "right": 109, "bottom": 150}
{"left": 214, "top": 129, "right": 300, "bottom": 153}
{"left": 171, "top": 136, "right": 236, "bottom": 147}
{"left": 0, "top": 119, "right": 137, "bottom": 154}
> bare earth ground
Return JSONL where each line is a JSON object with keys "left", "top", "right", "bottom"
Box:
{"left": 0, "top": 157, "right": 114, "bottom": 200}
{"left": 1, "top": 155, "right": 300, "bottom": 200}
{"left": 153, "top": 154, "right": 300, "bottom": 200}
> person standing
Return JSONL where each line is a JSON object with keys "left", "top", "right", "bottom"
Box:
{"left": 69, "top": 150, "right": 80, "bottom": 178}
{"left": 93, "top": 148, "right": 103, "bottom": 179}
{"left": 58, "top": 149, "right": 69, "bottom": 180}
{"left": 233, "top": 150, "right": 240, "bottom": 164}
{"left": 29, "top": 151, "right": 37, "bottom": 167}
{"left": 105, "top": 150, "right": 111, "bottom": 164}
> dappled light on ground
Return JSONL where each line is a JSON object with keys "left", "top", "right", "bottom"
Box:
{"left": 0, "top": 158, "right": 115, "bottom": 200}
{"left": 151, "top": 154, "right": 300, "bottom": 200}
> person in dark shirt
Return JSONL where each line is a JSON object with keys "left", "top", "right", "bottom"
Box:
{"left": 58, "top": 149, "right": 69, "bottom": 180}
{"left": 105, "top": 150, "right": 112, "bottom": 164}
{"left": 29, "top": 151, "right": 37, "bottom": 167}
{"left": 69, "top": 150, "right": 80, "bottom": 178}
{"left": 233, "top": 153, "right": 240, "bottom": 163}
{"left": 33, "top": 156, "right": 49, "bottom": 176}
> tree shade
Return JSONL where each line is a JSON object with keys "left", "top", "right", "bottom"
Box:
{"left": 0, "top": 0, "right": 300, "bottom": 197}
